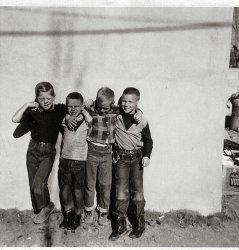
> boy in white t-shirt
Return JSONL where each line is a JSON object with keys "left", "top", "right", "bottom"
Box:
{"left": 58, "top": 92, "right": 91, "bottom": 231}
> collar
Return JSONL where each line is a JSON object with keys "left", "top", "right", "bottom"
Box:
{"left": 122, "top": 112, "right": 136, "bottom": 118}
{"left": 75, "top": 113, "right": 84, "bottom": 121}
{"left": 38, "top": 104, "right": 55, "bottom": 112}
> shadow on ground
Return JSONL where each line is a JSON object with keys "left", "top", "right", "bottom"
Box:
{"left": 1, "top": 195, "right": 239, "bottom": 247}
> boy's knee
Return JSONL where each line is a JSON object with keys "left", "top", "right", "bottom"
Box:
{"left": 116, "top": 189, "right": 129, "bottom": 200}
{"left": 131, "top": 191, "right": 144, "bottom": 201}
{"left": 98, "top": 183, "right": 111, "bottom": 192}
{"left": 33, "top": 185, "right": 42, "bottom": 196}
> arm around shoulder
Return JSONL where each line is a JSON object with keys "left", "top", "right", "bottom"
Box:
{"left": 82, "top": 107, "right": 92, "bottom": 124}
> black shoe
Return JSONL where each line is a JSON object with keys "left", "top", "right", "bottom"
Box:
{"left": 128, "top": 215, "right": 145, "bottom": 239}
{"left": 66, "top": 211, "right": 77, "bottom": 230}
{"left": 128, "top": 226, "right": 145, "bottom": 239}
{"left": 109, "top": 216, "right": 127, "bottom": 241}
{"left": 60, "top": 212, "right": 71, "bottom": 229}
{"left": 71, "top": 214, "right": 81, "bottom": 230}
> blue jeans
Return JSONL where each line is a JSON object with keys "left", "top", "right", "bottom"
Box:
{"left": 114, "top": 150, "right": 145, "bottom": 219}
{"left": 58, "top": 157, "right": 85, "bottom": 214}
{"left": 26, "top": 140, "right": 56, "bottom": 213}
{"left": 85, "top": 142, "right": 112, "bottom": 212}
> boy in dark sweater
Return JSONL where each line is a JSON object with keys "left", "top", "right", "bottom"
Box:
{"left": 12, "top": 82, "right": 69, "bottom": 224}
{"left": 109, "top": 87, "right": 153, "bottom": 241}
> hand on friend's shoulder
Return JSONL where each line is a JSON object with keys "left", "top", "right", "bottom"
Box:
{"left": 26, "top": 101, "right": 39, "bottom": 109}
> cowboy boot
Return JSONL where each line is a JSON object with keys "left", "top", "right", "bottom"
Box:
{"left": 109, "top": 215, "right": 127, "bottom": 241}
{"left": 128, "top": 215, "right": 145, "bottom": 239}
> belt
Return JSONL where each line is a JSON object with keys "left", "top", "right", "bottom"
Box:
{"left": 31, "top": 139, "right": 53, "bottom": 146}
{"left": 88, "top": 141, "right": 111, "bottom": 150}
{"left": 90, "top": 141, "right": 109, "bottom": 147}
{"left": 117, "top": 148, "right": 142, "bottom": 159}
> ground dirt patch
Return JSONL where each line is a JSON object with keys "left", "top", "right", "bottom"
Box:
{"left": 1, "top": 196, "right": 239, "bottom": 247}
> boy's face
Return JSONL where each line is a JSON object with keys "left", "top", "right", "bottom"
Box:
{"left": 67, "top": 99, "right": 83, "bottom": 117}
{"left": 37, "top": 90, "right": 55, "bottom": 110}
{"left": 121, "top": 94, "right": 139, "bottom": 114}
{"left": 96, "top": 99, "right": 112, "bottom": 115}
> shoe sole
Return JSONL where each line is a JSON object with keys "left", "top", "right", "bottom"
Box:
{"left": 109, "top": 231, "right": 127, "bottom": 241}
{"left": 128, "top": 229, "right": 145, "bottom": 239}
{"left": 33, "top": 206, "right": 55, "bottom": 224}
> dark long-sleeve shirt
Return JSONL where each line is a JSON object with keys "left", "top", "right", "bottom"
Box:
{"left": 18, "top": 104, "right": 66, "bottom": 145}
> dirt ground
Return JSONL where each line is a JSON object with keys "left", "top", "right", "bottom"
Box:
{"left": 1, "top": 195, "right": 239, "bottom": 247}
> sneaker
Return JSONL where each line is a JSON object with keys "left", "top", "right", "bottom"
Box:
{"left": 33, "top": 202, "right": 55, "bottom": 224}
{"left": 83, "top": 210, "right": 94, "bottom": 224}
{"left": 98, "top": 212, "right": 108, "bottom": 226}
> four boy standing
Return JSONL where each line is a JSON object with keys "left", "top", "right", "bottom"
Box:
{"left": 12, "top": 83, "right": 153, "bottom": 240}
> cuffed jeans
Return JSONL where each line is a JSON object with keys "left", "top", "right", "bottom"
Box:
{"left": 85, "top": 142, "right": 112, "bottom": 213}
{"left": 26, "top": 140, "right": 56, "bottom": 213}
{"left": 58, "top": 158, "right": 85, "bottom": 214}
{"left": 114, "top": 150, "right": 145, "bottom": 219}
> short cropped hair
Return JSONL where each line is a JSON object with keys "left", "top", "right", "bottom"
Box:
{"left": 66, "top": 92, "right": 84, "bottom": 104}
{"left": 35, "top": 82, "right": 55, "bottom": 98}
{"left": 96, "top": 87, "right": 114, "bottom": 103}
{"left": 123, "top": 87, "right": 140, "bottom": 100}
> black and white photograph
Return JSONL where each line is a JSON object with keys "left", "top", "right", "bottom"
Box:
{"left": 1, "top": 0, "right": 239, "bottom": 247}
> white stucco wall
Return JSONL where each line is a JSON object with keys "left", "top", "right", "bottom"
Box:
{"left": 0, "top": 7, "right": 233, "bottom": 215}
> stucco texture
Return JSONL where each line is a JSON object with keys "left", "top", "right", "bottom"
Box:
{"left": 0, "top": 7, "right": 233, "bottom": 215}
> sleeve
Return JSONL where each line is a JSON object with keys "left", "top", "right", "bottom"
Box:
{"left": 141, "top": 123, "right": 153, "bottom": 158}
{"left": 84, "top": 99, "right": 94, "bottom": 111}
{"left": 111, "top": 96, "right": 122, "bottom": 115}
{"left": 20, "top": 108, "right": 32, "bottom": 123}
{"left": 59, "top": 117, "right": 65, "bottom": 135}
{"left": 112, "top": 104, "right": 121, "bottom": 115}
{"left": 13, "top": 122, "right": 32, "bottom": 138}
{"left": 56, "top": 103, "right": 67, "bottom": 121}
{"left": 13, "top": 109, "right": 32, "bottom": 138}
{"left": 82, "top": 108, "right": 93, "bottom": 124}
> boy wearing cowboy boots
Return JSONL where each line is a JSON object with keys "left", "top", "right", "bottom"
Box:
{"left": 109, "top": 87, "right": 153, "bottom": 241}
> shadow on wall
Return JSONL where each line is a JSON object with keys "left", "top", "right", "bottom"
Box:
{"left": 0, "top": 21, "right": 232, "bottom": 37}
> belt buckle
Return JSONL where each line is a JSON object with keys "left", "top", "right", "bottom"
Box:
{"left": 128, "top": 150, "right": 135, "bottom": 159}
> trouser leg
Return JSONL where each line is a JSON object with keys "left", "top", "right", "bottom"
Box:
{"left": 85, "top": 149, "right": 98, "bottom": 211}
{"left": 58, "top": 158, "right": 74, "bottom": 214}
{"left": 72, "top": 161, "right": 86, "bottom": 215}
{"left": 114, "top": 157, "right": 130, "bottom": 217}
{"left": 27, "top": 141, "right": 56, "bottom": 213}
{"left": 97, "top": 150, "right": 112, "bottom": 213}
